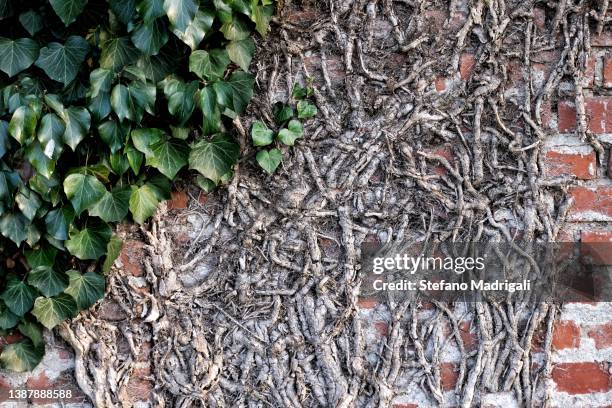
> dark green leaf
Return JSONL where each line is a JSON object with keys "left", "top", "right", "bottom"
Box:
{"left": 109, "top": 152, "right": 130, "bottom": 175}
{"left": 27, "top": 266, "right": 69, "bottom": 297}
{"left": 189, "top": 49, "right": 230, "bottom": 81}
{"left": 19, "top": 10, "right": 43, "bottom": 36}
{"left": 163, "top": 0, "right": 197, "bottom": 33}
{"left": 199, "top": 86, "right": 221, "bottom": 134}
{"left": 161, "top": 77, "right": 198, "bottom": 124}
{"left": 103, "top": 235, "right": 123, "bottom": 274}
{"left": 129, "top": 184, "right": 159, "bottom": 223}
{"left": 0, "top": 212, "right": 27, "bottom": 245}
{"left": 272, "top": 102, "right": 294, "bottom": 124}
{"left": 147, "top": 138, "right": 189, "bottom": 179}
{"left": 213, "top": 71, "right": 254, "bottom": 115}
{"left": 0, "top": 37, "right": 39, "bottom": 77}
{"left": 31, "top": 294, "right": 77, "bottom": 330}
{"left": 62, "top": 107, "right": 91, "bottom": 151}
{"left": 109, "top": 0, "right": 136, "bottom": 24}
{"left": 45, "top": 207, "right": 74, "bottom": 241}
{"left": 25, "top": 245, "right": 58, "bottom": 268}
{"left": 173, "top": 8, "right": 214, "bottom": 50}
{"left": 15, "top": 188, "right": 41, "bottom": 221}
{"left": 131, "top": 127, "right": 163, "bottom": 157}
{"left": 125, "top": 144, "right": 144, "bottom": 174}
{"left": 89, "top": 186, "right": 131, "bottom": 222}
{"left": 137, "top": 0, "right": 165, "bottom": 24}
{"left": 50, "top": 0, "right": 88, "bottom": 25}
{"left": 63, "top": 173, "right": 106, "bottom": 215}
{"left": 131, "top": 19, "right": 169, "bottom": 56}
{"left": 25, "top": 142, "right": 56, "bottom": 179}
{"left": 256, "top": 148, "right": 282, "bottom": 174}
{"left": 220, "top": 16, "right": 250, "bottom": 40}
{"left": 0, "top": 121, "right": 8, "bottom": 158}
{"left": 100, "top": 37, "right": 139, "bottom": 72}
{"left": 1, "top": 278, "right": 37, "bottom": 316}
{"left": 9, "top": 105, "right": 38, "bottom": 145}
{"left": 65, "top": 221, "right": 112, "bottom": 260}
{"left": 18, "top": 321, "right": 44, "bottom": 348}
{"left": 189, "top": 133, "right": 239, "bottom": 184}
{"left": 35, "top": 36, "right": 89, "bottom": 86}
{"left": 297, "top": 100, "right": 317, "bottom": 119}
{"left": 64, "top": 270, "right": 105, "bottom": 309}
{"left": 98, "top": 120, "right": 129, "bottom": 154}
{"left": 0, "top": 340, "right": 43, "bottom": 372}
{"left": 88, "top": 68, "right": 112, "bottom": 99}
{"left": 37, "top": 114, "right": 65, "bottom": 160}
{"left": 0, "top": 301, "right": 19, "bottom": 329}
{"left": 226, "top": 38, "right": 255, "bottom": 71}
{"left": 147, "top": 173, "right": 171, "bottom": 199}
{"left": 251, "top": 121, "right": 273, "bottom": 146}
{"left": 195, "top": 175, "right": 216, "bottom": 192}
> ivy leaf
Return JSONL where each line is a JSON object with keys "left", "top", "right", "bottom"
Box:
{"left": 163, "top": 0, "right": 197, "bottom": 33}
{"left": 103, "top": 235, "right": 123, "bottom": 274}
{"left": 49, "top": 0, "right": 88, "bottom": 26}
{"left": 64, "top": 271, "right": 105, "bottom": 309}
{"left": 251, "top": 3, "right": 273, "bottom": 37}
{"left": 25, "top": 143, "right": 56, "bottom": 179}
{"left": 18, "top": 321, "right": 44, "bottom": 349}
{"left": 161, "top": 77, "right": 198, "bottom": 124}
{"left": 88, "top": 93, "right": 111, "bottom": 122}
{"left": 88, "top": 68, "right": 112, "bottom": 99}
{"left": 0, "top": 340, "right": 43, "bottom": 372}
{"left": 220, "top": 16, "right": 251, "bottom": 40}
{"left": 256, "top": 148, "right": 282, "bottom": 174}
{"left": 147, "top": 138, "right": 189, "bottom": 179}
{"left": 109, "top": 0, "right": 135, "bottom": 24}
{"left": 111, "top": 84, "right": 132, "bottom": 122}
{"left": 195, "top": 175, "right": 216, "bottom": 193}
{"left": 213, "top": 71, "right": 255, "bottom": 115}
{"left": 0, "top": 300, "right": 20, "bottom": 329}
{"left": 189, "top": 133, "right": 239, "bottom": 184}
{"left": 129, "top": 184, "right": 159, "bottom": 224}
{"left": 89, "top": 186, "right": 131, "bottom": 222}
{"left": 65, "top": 221, "right": 112, "bottom": 260}
{"left": 0, "top": 212, "right": 28, "bottom": 245}
{"left": 45, "top": 207, "right": 74, "bottom": 241}
{"left": 199, "top": 86, "right": 221, "bottom": 134}
{"left": 0, "top": 121, "right": 8, "bottom": 158}
{"left": 0, "top": 278, "right": 37, "bottom": 316}
{"left": 98, "top": 120, "right": 129, "bottom": 154}
{"left": 63, "top": 173, "right": 106, "bottom": 216}
{"left": 251, "top": 121, "right": 273, "bottom": 146}
{"left": 37, "top": 113, "right": 65, "bottom": 159}
{"left": 147, "top": 174, "right": 171, "bottom": 199}
{"left": 31, "top": 294, "right": 77, "bottom": 330}
{"left": 131, "top": 18, "right": 169, "bottom": 56}
{"left": 137, "top": 0, "right": 165, "bottom": 24}
{"left": 15, "top": 188, "right": 41, "bottom": 221}
{"left": 0, "top": 37, "right": 39, "bottom": 77}
{"left": 19, "top": 10, "right": 44, "bottom": 36}
{"left": 131, "top": 128, "right": 163, "bottom": 157}
{"left": 9, "top": 105, "right": 38, "bottom": 145}
{"left": 125, "top": 144, "right": 144, "bottom": 174}
{"left": 173, "top": 8, "right": 214, "bottom": 50}
{"left": 297, "top": 100, "right": 318, "bottom": 119}
{"left": 27, "top": 266, "right": 69, "bottom": 297}
{"left": 35, "top": 36, "right": 89, "bottom": 86}
{"left": 189, "top": 49, "right": 230, "bottom": 81}
{"left": 100, "top": 37, "right": 139, "bottom": 72}
{"left": 62, "top": 107, "right": 91, "bottom": 151}
{"left": 226, "top": 38, "right": 255, "bottom": 71}
{"left": 272, "top": 102, "right": 294, "bottom": 124}
{"left": 109, "top": 152, "right": 130, "bottom": 175}
{"left": 25, "top": 245, "right": 58, "bottom": 268}
{"left": 277, "top": 119, "right": 304, "bottom": 146}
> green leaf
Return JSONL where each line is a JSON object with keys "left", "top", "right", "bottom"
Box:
{"left": 9, "top": 105, "right": 38, "bottom": 145}
{"left": 88, "top": 93, "right": 111, "bottom": 122}
{"left": 163, "top": 0, "right": 197, "bottom": 33}
{"left": 103, "top": 235, "right": 123, "bottom": 274}
{"left": 137, "top": 0, "right": 165, "bottom": 24}
{"left": 1, "top": 278, "right": 37, "bottom": 316}
{"left": 89, "top": 186, "right": 131, "bottom": 222}
{"left": 15, "top": 188, "right": 41, "bottom": 221}
{"left": 35, "top": 36, "right": 89, "bottom": 86}
{"left": 111, "top": 84, "right": 132, "bottom": 122}
{"left": 63, "top": 173, "right": 106, "bottom": 216}
{"left": 45, "top": 207, "right": 74, "bottom": 241}
{"left": 226, "top": 38, "right": 255, "bottom": 71}
{"left": 27, "top": 266, "right": 69, "bottom": 297}
{"left": 18, "top": 321, "right": 44, "bottom": 348}
{"left": 129, "top": 184, "right": 159, "bottom": 224}
{"left": 251, "top": 121, "right": 273, "bottom": 146}
{"left": 0, "top": 121, "right": 8, "bottom": 158}
{"left": 297, "top": 100, "right": 318, "bottom": 119}
{"left": 147, "top": 138, "right": 189, "bottom": 179}
{"left": 88, "top": 68, "right": 113, "bottom": 99}
{"left": 64, "top": 271, "right": 105, "bottom": 309}
{"left": 131, "top": 19, "right": 169, "bottom": 56}
{"left": 125, "top": 145, "right": 144, "bottom": 174}
{"left": 213, "top": 71, "right": 254, "bottom": 115}
{"left": 173, "top": 8, "right": 214, "bottom": 50}
{"left": 0, "top": 340, "right": 43, "bottom": 372}
{"left": 25, "top": 142, "right": 56, "bottom": 179}
{"left": 251, "top": 3, "right": 273, "bottom": 37}
{"left": 0, "top": 37, "right": 39, "bottom": 77}
{"left": 62, "top": 107, "right": 91, "bottom": 150}
{"left": 131, "top": 128, "right": 163, "bottom": 157}
{"left": 147, "top": 173, "right": 171, "bottom": 199}
{"left": 189, "top": 133, "right": 239, "bottom": 184}
{"left": 161, "top": 77, "right": 198, "bottom": 124}
{"left": 98, "top": 120, "right": 129, "bottom": 154}
{"left": 100, "top": 37, "right": 139, "bottom": 72}
{"left": 199, "top": 86, "right": 221, "bottom": 134}
{"left": 0, "top": 301, "right": 20, "bottom": 329}
{"left": 109, "top": 152, "right": 130, "bottom": 175}
{"left": 195, "top": 175, "right": 216, "bottom": 192}
{"left": 37, "top": 114, "right": 65, "bottom": 159}
{"left": 220, "top": 16, "right": 251, "bottom": 40}
{"left": 65, "top": 221, "right": 112, "bottom": 260}
{"left": 277, "top": 119, "right": 304, "bottom": 146}
{"left": 25, "top": 245, "right": 58, "bottom": 268}
{"left": 31, "top": 294, "right": 77, "bottom": 330}
{"left": 19, "top": 10, "right": 44, "bottom": 36}
{"left": 189, "top": 49, "right": 230, "bottom": 81}
{"left": 50, "top": 0, "right": 88, "bottom": 25}
{"left": 109, "top": 0, "right": 136, "bottom": 24}
{"left": 0, "top": 212, "right": 27, "bottom": 245}
{"left": 256, "top": 148, "right": 282, "bottom": 174}
{"left": 272, "top": 102, "right": 294, "bottom": 124}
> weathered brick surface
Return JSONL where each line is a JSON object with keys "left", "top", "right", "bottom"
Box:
{"left": 552, "top": 321, "right": 581, "bottom": 350}
{"left": 567, "top": 186, "right": 612, "bottom": 221}
{"left": 551, "top": 362, "right": 611, "bottom": 394}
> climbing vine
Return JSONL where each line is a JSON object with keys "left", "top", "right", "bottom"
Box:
{"left": 0, "top": 0, "right": 272, "bottom": 371}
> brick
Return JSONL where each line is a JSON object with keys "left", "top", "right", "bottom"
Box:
{"left": 0, "top": 375, "right": 11, "bottom": 403}
{"left": 581, "top": 231, "right": 612, "bottom": 266}
{"left": 459, "top": 320, "right": 478, "bottom": 351}
{"left": 592, "top": 31, "right": 612, "bottom": 46}
{"left": 603, "top": 57, "right": 612, "bottom": 88}
{"left": 552, "top": 320, "right": 581, "bottom": 350}
{"left": 557, "top": 97, "right": 612, "bottom": 133}
{"left": 584, "top": 55, "right": 596, "bottom": 88}
{"left": 435, "top": 76, "right": 446, "bottom": 92}
{"left": 125, "top": 368, "right": 153, "bottom": 404}
{"left": 119, "top": 239, "right": 146, "bottom": 277}
{"left": 357, "top": 297, "right": 378, "bottom": 309}
{"left": 440, "top": 362, "right": 458, "bottom": 391}
{"left": 460, "top": 53, "right": 476, "bottom": 80}
{"left": 167, "top": 191, "right": 188, "bottom": 210}
{"left": 587, "top": 323, "right": 612, "bottom": 349}
{"left": 568, "top": 186, "right": 612, "bottom": 221}
{"left": 543, "top": 150, "right": 596, "bottom": 180}
{"left": 552, "top": 362, "right": 611, "bottom": 394}
{"left": 374, "top": 321, "right": 388, "bottom": 337}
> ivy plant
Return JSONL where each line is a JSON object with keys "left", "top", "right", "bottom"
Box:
{"left": 250, "top": 82, "right": 317, "bottom": 174}
{"left": 0, "top": 0, "right": 273, "bottom": 372}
